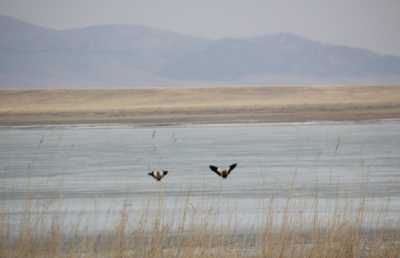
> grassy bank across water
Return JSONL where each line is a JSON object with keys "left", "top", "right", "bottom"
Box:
{"left": 1, "top": 86, "right": 400, "bottom": 126}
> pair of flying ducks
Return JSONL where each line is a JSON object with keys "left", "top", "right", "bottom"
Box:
{"left": 148, "top": 163, "right": 237, "bottom": 181}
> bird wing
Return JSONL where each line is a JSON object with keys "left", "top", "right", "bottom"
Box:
{"left": 148, "top": 172, "right": 157, "bottom": 179}
{"left": 209, "top": 165, "right": 221, "bottom": 176}
{"left": 227, "top": 163, "right": 237, "bottom": 174}
{"left": 162, "top": 170, "right": 168, "bottom": 177}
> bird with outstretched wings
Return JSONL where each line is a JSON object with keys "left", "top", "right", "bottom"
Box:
{"left": 209, "top": 163, "right": 237, "bottom": 178}
{"left": 148, "top": 170, "right": 168, "bottom": 181}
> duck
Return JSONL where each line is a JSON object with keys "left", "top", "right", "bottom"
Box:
{"left": 148, "top": 170, "right": 168, "bottom": 181}
{"left": 209, "top": 163, "right": 237, "bottom": 179}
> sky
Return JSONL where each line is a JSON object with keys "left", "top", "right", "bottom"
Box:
{"left": 0, "top": 0, "right": 399, "bottom": 55}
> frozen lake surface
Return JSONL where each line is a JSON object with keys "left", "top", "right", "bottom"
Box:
{"left": 1, "top": 120, "right": 400, "bottom": 231}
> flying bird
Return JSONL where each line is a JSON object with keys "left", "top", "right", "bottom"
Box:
{"left": 148, "top": 170, "right": 168, "bottom": 181}
{"left": 209, "top": 163, "right": 237, "bottom": 179}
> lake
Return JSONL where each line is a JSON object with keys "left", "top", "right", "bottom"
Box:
{"left": 1, "top": 120, "right": 400, "bottom": 232}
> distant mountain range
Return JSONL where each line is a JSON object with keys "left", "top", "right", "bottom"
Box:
{"left": 1, "top": 15, "right": 400, "bottom": 88}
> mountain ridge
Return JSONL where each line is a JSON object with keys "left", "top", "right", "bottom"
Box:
{"left": 1, "top": 15, "right": 399, "bottom": 88}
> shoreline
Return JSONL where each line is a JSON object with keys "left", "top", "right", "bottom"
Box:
{"left": 1, "top": 86, "right": 400, "bottom": 126}
{"left": 1, "top": 118, "right": 399, "bottom": 129}
{"left": 1, "top": 117, "right": 400, "bottom": 129}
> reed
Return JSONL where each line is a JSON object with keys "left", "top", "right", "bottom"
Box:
{"left": 0, "top": 195, "right": 399, "bottom": 258}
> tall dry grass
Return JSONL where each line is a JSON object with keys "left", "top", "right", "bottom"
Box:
{"left": 0, "top": 195, "right": 399, "bottom": 258}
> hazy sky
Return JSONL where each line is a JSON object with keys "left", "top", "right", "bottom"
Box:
{"left": 1, "top": 0, "right": 399, "bottom": 55}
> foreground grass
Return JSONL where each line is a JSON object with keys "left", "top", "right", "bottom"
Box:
{"left": 1, "top": 196, "right": 399, "bottom": 258}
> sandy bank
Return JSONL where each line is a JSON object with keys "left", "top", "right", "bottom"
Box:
{"left": 1, "top": 86, "right": 400, "bottom": 126}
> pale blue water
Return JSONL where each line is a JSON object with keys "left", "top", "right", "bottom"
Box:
{"left": 1, "top": 120, "right": 400, "bottom": 231}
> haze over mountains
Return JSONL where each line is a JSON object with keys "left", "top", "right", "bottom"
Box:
{"left": 1, "top": 15, "right": 400, "bottom": 88}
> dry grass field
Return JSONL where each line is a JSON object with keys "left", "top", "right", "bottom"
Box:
{"left": 1, "top": 86, "right": 400, "bottom": 125}
{"left": 1, "top": 196, "right": 399, "bottom": 258}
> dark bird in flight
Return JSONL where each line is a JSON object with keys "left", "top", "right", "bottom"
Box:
{"left": 209, "top": 163, "right": 237, "bottom": 179}
{"left": 148, "top": 170, "right": 168, "bottom": 181}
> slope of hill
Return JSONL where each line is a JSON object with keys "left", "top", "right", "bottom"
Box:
{"left": 161, "top": 34, "right": 400, "bottom": 83}
{"left": 1, "top": 15, "right": 399, "bottom": 88}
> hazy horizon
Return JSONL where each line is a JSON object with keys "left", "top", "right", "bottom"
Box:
{"left": 0, "top": 0, "right": 399, "bottom": 56}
